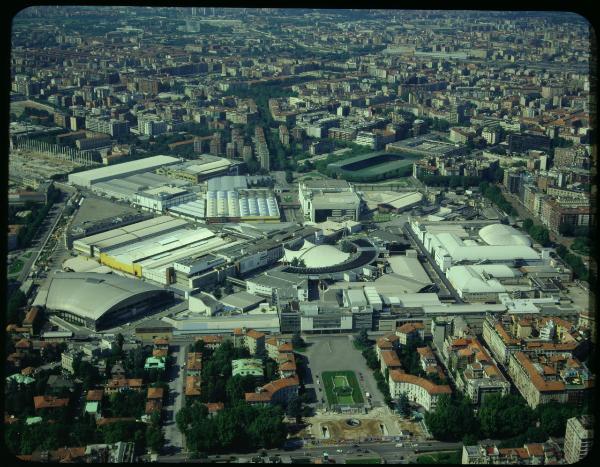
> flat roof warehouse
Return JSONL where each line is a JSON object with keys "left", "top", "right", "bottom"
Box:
{"left": 68, "top": 155, "right": 180, "bottom": 187}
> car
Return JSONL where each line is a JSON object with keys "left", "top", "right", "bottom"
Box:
{"left": 395, "top": 443, "right": 403, "bottom": 448}
{"left": 336, "top": 449, "right": 343, "bottom": 453}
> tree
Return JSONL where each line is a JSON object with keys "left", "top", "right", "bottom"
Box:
{"left": 397, "top": 392, "right": 411, "bottom": 417}
{"left": 193, "top": 339, "right": 206, "bottom": 354}
{"left": 285, "top": 170, "right": 294, "bottom": 184}
{"left": 107, "top": 389, "right": 146, "bottom": 418}
{"left": 146, "top": 412, "right": 165, "bottom": 453}
{"left": 340, "top": 241, "right": 354, "bottom": 253}
{"left": 355, "top": 328, "right": 370, "bottom": 349}
{"left": 425, "top": 394, "right": 479, "bottom": 441}
{"left": 477, "top": 394, "right": 534, "bottom": 439}
{"left": 535, "top": 401, "right": 581, "bottom": 437}
{"left": 287, "top": 396, "right": 303, "bottom": 423}
{"left": 225, "top": 375, "right": 257, "bottom": 404}
{"left": 292, "top": 333, "right": 305, "bottom": 350}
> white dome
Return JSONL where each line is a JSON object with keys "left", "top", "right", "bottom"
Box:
{"left": 478, "top": 224, "right": 531, "bottom": 247}
{"left": 283, "top": 241, "right": 350, "bottom": 268}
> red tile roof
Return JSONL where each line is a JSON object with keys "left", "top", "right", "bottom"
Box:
{"left": 204, "top": 402, "right": 225, "bottom": 413}
{"left": 396, "top": 322, "right": 424, "bottom": 334}
{"left": 185, "top": 375, "right": 201, "bottom": 396}
{"left": 34, "top": 395, "right": 70, "bottom": 410}
{"left": 147, "top": 387, "right": 164, "bottom": 399}
{"left": 381, "top": 350, "right": 402, "bottom": 368}
{"left": 389, "top": 370, "right": 452, "bottom": 395}
{"left": 246, "top": 329, "right": 265, "bottom": 340}
{"left": 145, "top": 399, "right": 162, "bottom": 414}
{"left": 86, "top": 389, "right": 104, "bottom": 401}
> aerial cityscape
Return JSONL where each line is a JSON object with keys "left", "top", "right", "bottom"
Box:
{"left": 6, "top": 6, "right": 596, "bottom": 464}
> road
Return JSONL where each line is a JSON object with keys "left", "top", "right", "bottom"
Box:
{"left": 157, "top": 439, "right": 463, "bottom": 463}
{"left": 17, "top": 200, "right": 65, "bottom": 284}
{"left": 162, "top": 344, "right": 186, "bottom": 456}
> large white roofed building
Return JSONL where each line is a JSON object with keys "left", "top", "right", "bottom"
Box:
{"left": 68, "top": 155, "right": 180, "bottom": 187}
{"left": 411, "top": 221, "right": 541, "bottom": 272}
{"left": 39, "top": 272, "right": 172, "bottom": 330}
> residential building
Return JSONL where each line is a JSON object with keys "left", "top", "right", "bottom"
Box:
{"left": 462, "top": 440, "right": 563, "bottom": 464}
{"left": 388, "top": 370, "right": 452, "bottom": 411}
{"left": 564, "top": 415, "right": 594, "bottom": 464}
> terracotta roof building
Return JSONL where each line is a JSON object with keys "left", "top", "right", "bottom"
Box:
{"left": 507, "top": 351, "right": 593, "bottom": 408}
{"left": 185, "top": 375, "right": 201, "bottom": 397}
{"left": 104, "top": 378, "right": 143, "bottom": 394}
{"left": 395, "top": 322, "right": 425, "bottom": 346}
{"left": 34, "top": 395, "right": 70, "bottom": 411}
{"left": 388, "top": 370, "right": 451, "bottom": 411}
{"left": 245, "top": 375, "right": 299, "bottom": 405}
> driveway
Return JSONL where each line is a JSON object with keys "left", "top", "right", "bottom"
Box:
{"left": 302, "top": 335, "right": 385, "bottom": 407}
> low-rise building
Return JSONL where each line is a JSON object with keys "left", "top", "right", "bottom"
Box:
{"left": 462, "top": 439, "right": 563, "bottom": 464}
{"left": 232, "top": 358, "right": 264, "bottom": 378}
{"left": 185, "top": 375, "right": 202, "bottom": 398}
{"left": 245, "top": 375, "right": 299, "bottom": 405}
{"left": 388, "top": 370, "right": 452, "bottom": 411}
{"left": 145, "top": 387, "right": 164, "bottom": 415}
{"left": 395, "top": 322, "right": 425, "bottom": 346}
{"left": 380, "top": 349, "right": 403, "bottom": 375}
{"left": 186, "top": 352, "right": 203, "bottom": 376}
{"left": 33, "top": 395, "right": 70, "bottom": 412}
{"left": 105, "top": 378, "right": 143, "bottom": 394}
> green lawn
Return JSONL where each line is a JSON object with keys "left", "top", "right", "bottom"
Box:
{"left": 322, "top": 371, "right": 364, "bottom": 406}
{"left": 346, "top": 458, "right": 381, "bottom": 464}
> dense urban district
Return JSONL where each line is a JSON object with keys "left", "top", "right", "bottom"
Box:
{"left": 6, "top": 6, "right": 596, "bottom": 465}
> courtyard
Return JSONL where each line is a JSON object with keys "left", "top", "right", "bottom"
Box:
{"left": 300, "top": 334, "right": 385, "bottom": 408}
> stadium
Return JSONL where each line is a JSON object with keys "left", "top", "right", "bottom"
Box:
{"left": 326, "top": 151, "right": 420, "bottom": 181}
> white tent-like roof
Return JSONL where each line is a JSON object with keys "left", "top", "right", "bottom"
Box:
{"left": 283, "top": 240, "right": 350, "bottom": 268}
{"left": 479, "top": 224, "right": 531, "bottom": 246}
{"left": 434, "top": 232, "right": 539, "bottom": 262}
{"left": 446, "top": 265, "right": 507, "bottom": 296}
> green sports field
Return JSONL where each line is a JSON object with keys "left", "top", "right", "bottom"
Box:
{"left": 326, "top": 151, "right": 420, "bottom": 180}
{"left": 322, "top": 371, "right": 364, "bottom": 406}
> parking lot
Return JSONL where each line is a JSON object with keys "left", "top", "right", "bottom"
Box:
{"left": 301, "top": 334, "right": 384, "bottom": 408}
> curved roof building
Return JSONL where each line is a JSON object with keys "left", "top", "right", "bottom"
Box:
{"left": 42, "top": 272, "right": 172, "bottom": 330}
{"left": 479, "top": 224, "right": 531, "bottom": 246}
{"left": 283, "top": 240, "right": 350, "bottom": 268}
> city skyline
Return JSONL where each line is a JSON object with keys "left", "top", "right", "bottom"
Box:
{"left": 6, "top": 7, "right": 595, "bottom": 465}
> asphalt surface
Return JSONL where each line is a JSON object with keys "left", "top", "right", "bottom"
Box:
{"left": 301, "top": 334, "right": 384, "bottom": 407}
{"left": 157, "top": 439, "right": 464, "bottom": 463}
{"left": 17, "top": 201, "right": 65, "bottom": 284}
{"left": 162, "top": 344, "right": 186, "bottom": 455}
